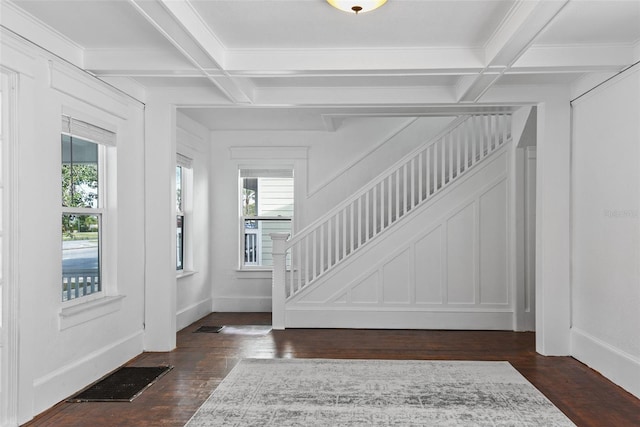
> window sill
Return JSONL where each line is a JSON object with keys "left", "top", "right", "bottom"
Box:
{"left": 59, "top": 295, "right": 125, "bottom": 331}
{"left": 177, "top": 270, "right": 197, "bottom": 279}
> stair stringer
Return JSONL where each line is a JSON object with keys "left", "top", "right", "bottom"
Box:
{"left": 285, "top": 146, "right": 513, "bottom": 330}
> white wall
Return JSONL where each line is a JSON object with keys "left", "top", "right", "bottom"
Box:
{"left": 571, "top": 64, "right": 640, "bottom": 398}
{"left": 176, "top": 112, "right": 212, "bottom": 331}
{"left": 209, "top": 117, "right": 456, "bottom": 312}
{"left": 1, "top": 30, "right": 146, "bottom": 422}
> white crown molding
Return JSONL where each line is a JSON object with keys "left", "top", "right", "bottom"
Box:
{"left": 84, "top": 48, "right": 197, "bottom": 73}
{"left": 49, "top": 61, "right": 130, "bottom": 120}
{"left": 0, "top": 0, "right": 84, "bottom": 68}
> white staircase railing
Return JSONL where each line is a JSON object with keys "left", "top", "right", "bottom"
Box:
{"left": 272, "top": 114, "right": 511, "bottom": 328}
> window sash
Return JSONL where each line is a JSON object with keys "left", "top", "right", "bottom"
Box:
{"left": 62, "top": 213, "right": 102, "bottom": 301}
{"left": 61, "top": 119, "right": 109, "bottom": 303}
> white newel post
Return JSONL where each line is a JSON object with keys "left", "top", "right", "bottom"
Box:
{"left": 270, "top": 233, "right": 290, "bottom": 330}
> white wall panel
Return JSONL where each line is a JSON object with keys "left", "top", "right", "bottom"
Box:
{"left": 571, "top": 63, "right": 640, "bottom": 398}
{"left": 415, "top": 227, "right": 443, "bottom": 304}
{"left": 446, "top": 203, "right": 476, "bottom": 304}
{"left": 382, "top": 249, "right": 411, "bottom": 304}
{"left": 351, "top": 272, "right": 378, "bottom": 303}
{"left": 479, "top": 180, "right": 509, "bottom": 305}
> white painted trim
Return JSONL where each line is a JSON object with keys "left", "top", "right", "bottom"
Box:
{"left": 571, "top": 328, "right": 640, "bottom": 399}
{"left": 176, "top": 298, "right": 212, "bottom": 332}
{"left": 49, "top": 62, "right": 129, "bottom": 120}
{"left": 212, "top": 296, "right": 271, "bottom": 312}
{"left": 571, "top": 62, "right": 640, "bottom": 106}
{"left": 59, "top": 295, "right": 126, "bottom": 331}
{"left": 229, "top": 146, "right": 308, "bottom": 160}
{"left": 32, "top": 331, "right": 143, "bottom": 416}
{"left": 286, "top": 309, "right": 514, "bottom": 330}
{"left": 176, "top": 270, "right": 197, "bottom": 279}
{"left": 0, "top": 30, "right": 37, "bottom": 77}
{"left": 0, "top": 67, "right": 19, "bottom": 427}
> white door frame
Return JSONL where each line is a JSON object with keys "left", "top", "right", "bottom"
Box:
{"left": 1, "top": 68, "right": 19, "bottom": 427}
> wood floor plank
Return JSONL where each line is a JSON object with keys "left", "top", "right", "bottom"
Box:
{"left": 23, "top": 312, "right": 640, "bottom": 427}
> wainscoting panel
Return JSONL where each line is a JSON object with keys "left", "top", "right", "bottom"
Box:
{"left": 479, "top": 180, "right": 509, "bottom": 305}
{"left": 414, "top": 226, "right": 443, "bottom": 304}
{"left": 287, "top": 149, "right": 513, "bottom": 330}
{"left": 383, "top": 249, "right": 411, "bottom": 304}
{"left": 446, "top": 203, "right": 476, "bottom": 305}
{"left": 351, "top": 272, "right": 378, "bottom": 304}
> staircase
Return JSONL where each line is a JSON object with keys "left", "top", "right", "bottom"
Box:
{"left": 272, "top": 114, "right": 512, "bottom": 329}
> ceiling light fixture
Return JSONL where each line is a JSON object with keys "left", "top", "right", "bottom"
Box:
{"left": 327, "top": 0, "right": 387, "bottom": 14}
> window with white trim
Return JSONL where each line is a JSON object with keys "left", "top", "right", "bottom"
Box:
{"left": 61, "top": 115, "right": 114, "bottom": 302}
{"left": 240, "top": 169, "right": 293, "bottom": 268}
{"left": 176, "top": 153, "right": 192, "bottom": 272}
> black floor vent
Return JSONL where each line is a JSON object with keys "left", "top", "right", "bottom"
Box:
{"left": 67, "top": 366, "right": 173, "bottom": 402}
{"left": 194, "top": 325, "right": 224, "bottom": 333}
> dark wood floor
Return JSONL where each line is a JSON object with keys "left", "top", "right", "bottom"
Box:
{"left": 24, "top": 312, "right": 640, "bottom": 426}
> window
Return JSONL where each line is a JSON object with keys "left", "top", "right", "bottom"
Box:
{"left": 176, "top": 153, "right": 192, "bottom": 272}
{"left": 240, "top": 169, "right": 293, "bottom": 268}
{"left": 61, "top": 115, "right": 114, "bottom": 302}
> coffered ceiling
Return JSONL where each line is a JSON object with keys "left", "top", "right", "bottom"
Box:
{"left": 4, "top": 0, "right": 640, "bottom": 130}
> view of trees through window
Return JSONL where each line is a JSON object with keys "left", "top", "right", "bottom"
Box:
{"left": 61, "top": 134, "right": 101, "bottom": 301}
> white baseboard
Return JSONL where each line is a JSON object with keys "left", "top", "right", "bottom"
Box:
{"left": 286, "top": 309, "right": 514, "bottom": 330}
{"left": 571, "top": 327, "right": 640, "bottom": 399}
{"left": 176, "top": 298, "right": 212, "bottom": 331}
{"left": 32, "top": 330, "right": 144, "bottom": 416}
{"left": 212, "top": 296, "right": 271, "bottom": 312}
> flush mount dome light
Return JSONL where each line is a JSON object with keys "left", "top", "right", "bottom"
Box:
{"left": 327, "top": 0, "right": 387, "bottom": 14}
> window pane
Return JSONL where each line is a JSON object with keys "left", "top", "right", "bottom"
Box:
{"left": 242, "top": 178, "right": 257, "bottom": 216}
{"left": 177, "top": 215, "right": 184, "bottom": 270}
{"left": 243, "top": 218, "right": 291, "bottom": 267}
{"left": 176, "top": 165, "right": 183, "bottom": 212}
{"left": 62, "top": 135, "right": 99, "bottom": 208}
{"left": 62, "top": 214, "right": 100, "bottom": 301}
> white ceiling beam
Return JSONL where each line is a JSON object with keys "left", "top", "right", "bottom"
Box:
{"left": 157, "top": 0, "right": 226, "bottom": 67}
{"left": 225, "top": 47, "right": 484, "bottom": 73}
{"left": 127, "top": 0, "right": 252, "bottom": 104}
{"left": 253, "top": 85, "right": 457, "bottom": 106}
{"left": 513, "top": 44, "right": 638, "bottom": 72}
{"left": 458, "top": 0, "right": 570, "bottom": 102}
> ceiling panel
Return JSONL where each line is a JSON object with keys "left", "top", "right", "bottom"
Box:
{"left": 190, "top": 0, "right": 516, "bottom": 49}
{"left": 535, "top": 0, "right": 640, "bottom": 45}
{"left": 13, "top": 0, "right": 177, "bottom": 49}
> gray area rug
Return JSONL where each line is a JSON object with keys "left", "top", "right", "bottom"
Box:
{"left": 185, "top": 359, "right": 575, "bottom": 426}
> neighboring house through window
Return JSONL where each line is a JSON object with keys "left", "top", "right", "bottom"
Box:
{"left": 61, "top": 115, "right": 114, "bottom": 302}
{"left": 240, "top": 168, "right": 293, "bottom": 268}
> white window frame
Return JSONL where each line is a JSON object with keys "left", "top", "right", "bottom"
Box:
{"left": 61, "top": 115, "right": 113, "bottom": 306}
{"left": 239, "top": 168, "right": 294, "bottom": 270}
